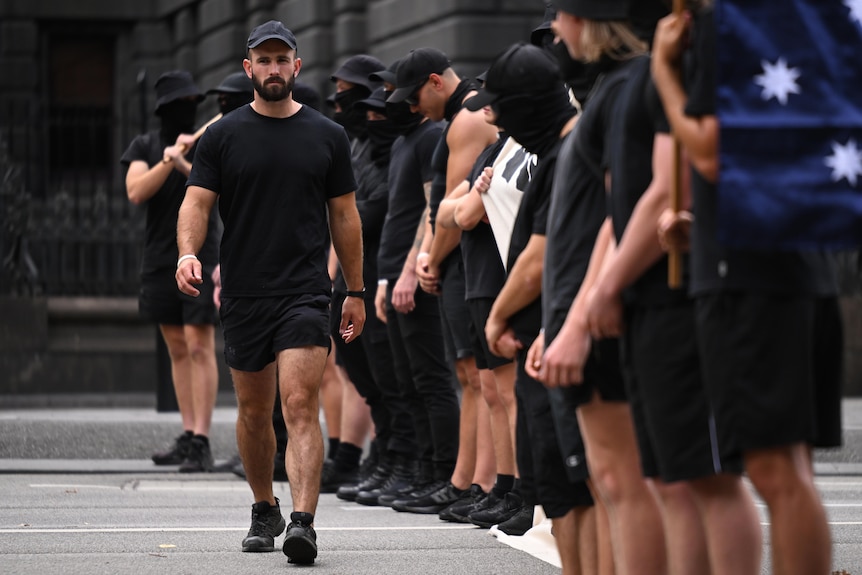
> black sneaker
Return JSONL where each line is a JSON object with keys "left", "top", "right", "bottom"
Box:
{"left": 355, "top": 456, "right": 417, "bottom": 506}
{"left": 496, "top": 504, "right": 534, "bottom": 536}
{"left": 213, "top": 453, "right": 241, "bottom": 473}
{"left": 377, "top": 477, "right": 437, "bottom": 507}
{"left": 320, "top": 459, "right": 360, "bottom": 494}
{"left": 232, "top": 453, "right": 289, "bottom": 482}
{"left": 151, "top": 433, "right": 191, "bottom": 465}
{"left": 242, "top": 498, "right": 286, "bottom": 552}
{"left": 282, "top": 516, "right": 317, "bottom": 564}
{"left": 392, "top": 482, "right": 465, "bottom": 514}
{"left": 439, "top": 484, "right": 486, "bottom": 522}
{"left": 179, "top": 437, "right": 214, "bottom": 473}
{"left": 469, "top": 491, "right": 525, "bottom": 528}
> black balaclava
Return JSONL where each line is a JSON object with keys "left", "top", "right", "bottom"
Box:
{"left": 494, "top": 88, "right": 574, "bottom": 157}
{"left": 333, "top": 87, "right": 370, "bottom": 140}
{"left": 384, "top": 91, "right": 424, "bottom": 135}
{"left": 158, "top": 100, "right": 197, "bottom": 144}
{"left": 218, "top": 92, "right": 252, "bottom": 115}
{"left": 366, "top": 117, "right": 400, "bottom": 167}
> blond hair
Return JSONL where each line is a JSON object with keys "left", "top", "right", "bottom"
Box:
{"left": 579, "top": 20, "right": 647, "bottom": 63}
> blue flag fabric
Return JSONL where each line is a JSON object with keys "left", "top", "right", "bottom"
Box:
{"left": 716, "top": 0, "right": 862, "bottom": 249}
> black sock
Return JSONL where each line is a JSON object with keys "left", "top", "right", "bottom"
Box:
{"left": 328, "top": 438, "right": 340, "bottom": 460}
{"left": 334, "top": 442, "right": 362, "bottom": 470}
{"left": 290, "top": 511, "right": 314, "bottom": 525}
{"left": 192, "top": 434, "right": 209, "bottom": 446}
{"left": 511, "top": 478, "right": 522, "bottom": 496}
{"left": 183, "top": 430, "right": 194, "bottom": 439}
{"left": 492, "top": 474, "right": 515, "bottom": 498}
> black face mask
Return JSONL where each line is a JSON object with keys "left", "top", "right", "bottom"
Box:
{"left": 333, "top": 87, "right": 370, "bottom": 140}
{"left": 158, "top": 100, "right": 198, "bottom": 143}
{"left": 494, "top": 88, "right": 574, "bottom": 157}
{"left": 366, "top": 118, "right": 400, "bottom": 166}
{"left": 385, "top": 95, "right": 424, "bottom": 135}
{"left": 218, "top": 92, "right": 252, "bottom": 115}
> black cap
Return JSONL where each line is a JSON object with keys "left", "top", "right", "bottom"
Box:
{"left": 531, "top": 4, "right": 556, "bottom": 47}
{"left": 386, "top": 48, "right": 451, "bottom": 104}
{"left": 464, "top": 43, "right": 560, "bottom": 112}
{"left": 330, "top": 55, "right": 385, "bottom": 92}
{"left": 354, "top": 87, "right": 388, "bottom": 113}
{"left": 247, "top": 20, "right": 297, "bottom": 50}
{"left": 206, "top": 71, "right": 253, "bottom": 95}
{"left": 475, "top": 70, "right": 487, "bottom": 86}
{"left": 154, "top": 70, "right": 204, "bottom": 112}
{"left": 555, "top": 0, "right": 629, "bottom": 20}
{"left": 369, "top": 59, "right": 400, "bottom": 86}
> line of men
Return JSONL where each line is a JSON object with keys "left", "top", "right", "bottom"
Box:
{"left": 157, "top": 0, "right": 842, "bottom": 570}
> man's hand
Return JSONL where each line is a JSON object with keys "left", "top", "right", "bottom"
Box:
{"left": 652, "top": 11, "right": 691, "bottom": 70}
{"left": 485, "top": 314, "right": 522, "bottom": 359}
{"left": 375, "top": 283, "right": 388, "bottom": 323}
{"left": 163, "top": 133, "right": 196, "bottom": 165}
{"left": 392, "top": 269, "right": 418, "bottom": 314}
{"left": 340, "top": 296, "right": 366, "bottom": 343}
{"left": 416, "top": 252, "right": 441, "bottom": 295}
{"left": 586, "top": 283, "right": 623, "bottom": 340}
{"left": 657, "top": 208, "right": 693, "bottom": 253}
{"left": 538, "top": 321, "right": 591, "bottom": 388}
{"left": 176, "top": 257, "right": 203, "bottom": 297}
{"left": 525, "top": 331, "right": 545, "bottom": 379}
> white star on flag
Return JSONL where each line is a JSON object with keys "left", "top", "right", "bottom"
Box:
{"left": 845, "top": 0, "right": 862, "bottom": 26}
{"left": 753, "top": 58, "right": 801, "bottom": 105}
{"left": 825, "top": 139, "right": 862, "bottom": 186}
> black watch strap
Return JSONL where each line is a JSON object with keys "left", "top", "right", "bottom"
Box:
{"left": 345, "top": 288, "right": 366, "bottom": 299}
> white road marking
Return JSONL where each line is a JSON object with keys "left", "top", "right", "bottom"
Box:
{"left": 0, "top": 525, "right": 475, "bottom": 534}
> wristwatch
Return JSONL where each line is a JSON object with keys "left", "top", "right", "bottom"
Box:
{"left": 345, "top": 287, "right": 366, "bottom": 299}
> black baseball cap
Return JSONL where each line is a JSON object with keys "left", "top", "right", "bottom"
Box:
{"left": 354, "top": 87, "right": 389, "bottom": 113}
{"left": 154, "top": 70, "right": 204, "bottom": 112}
{"left": 369, "top": 59, "right": 400, "bottom": 86}
{"left": 247, "top": 20, "right": 297, "bottom": 50}
{"left": 531, "top": 4, "right": 556, "bottom": 47}
{"left": 386, "top": 48, "right": 451, "bottom": 104}
{"left": 331, "top": 55, "right": 385, "bottom": 92}
{"left": 555, "top": 0, "right": 630, "bottom": 20}
{"left": 464, "top": 43, "right": 560, "bottom": 112}
{"left": 206, "top": 71, "right": 253, "bottom": 95}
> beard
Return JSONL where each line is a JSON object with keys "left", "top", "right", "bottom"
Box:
{"left": 251, "top": 72, "right": 295, "bottom": 102}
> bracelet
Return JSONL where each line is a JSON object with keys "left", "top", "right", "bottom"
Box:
{"left": 177, "top": 254, "right": 198, "bottom": 268}
{"left": 345, "top": 287, "right": 366, "bottom": 299}
{"left": 377, "top": 279, "right": 389, "bottom": 286}
{"left": 417, "top": 251, "right": 429, "bottom": 260}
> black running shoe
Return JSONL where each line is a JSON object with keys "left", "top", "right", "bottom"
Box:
{"left": 337, "top": 463, "right": 391, "bottom": 502}
{"left": 393, "top": 482, "right": 465, "bottom": 514}
{"left": 179, "top": 437, "right": 214, "bottom": 473}
{"left": 151, "top": 433, "right": 191, "bottom": 465}
{"left": 496, "top": 504, "right": 534, "bottom": 536}
{"left": 439, "top": 484, "right": 486, "bottom": 522}
{"left": 469, "top": 491, "right": 524, "bottom": 528}
{"left": 213, "top": 454, "right": 241, "bottom": 473}
{"left": 282, "top": 518, "right": 317, "bottom": 564}
{"left": 242, "top": 498, "right": 286, "bottom": 552}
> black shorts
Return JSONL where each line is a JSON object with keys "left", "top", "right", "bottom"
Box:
{"left": 515, "top": 352, "right": 594, "bottom": 519}
{"left": 139, "top": 267, "right": 217, "bottom": 326}
{"left": 624, "top": 303, "right": 741, "bottom": 482}
{"left": 812, "top": 296, "right": 843, "bottom": 448}
{"left": 696, "top": 292, "right": 817, "bottom": 460}
{"left": 555, "top": 337, "right": 628, "bottom": 407}
{"left": 220, "top": 293, "right": 331, "bottom": 372}
{"left": 467, "top": 297, "right": 512, "bottom": 370}
{"left": 439, "top": 259, "right": 474, "bottom": 362}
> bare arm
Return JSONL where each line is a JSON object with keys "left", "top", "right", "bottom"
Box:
{"left": 437, "top": 179, "right": 470, "bottom": 230}
{"left": 328, "top": 192, "right": 365, "bottom": 343}
{"left": 126, "top": 133, "right": 197, "bottom": 204}
{"left": 176, "top": 185, "right": 218, "bottom": 296}
{"left": 453, "top": 167, "right": 492, "bottom": 231}
{"left": 652, "top": 12, "right": 718, "bottom": 182}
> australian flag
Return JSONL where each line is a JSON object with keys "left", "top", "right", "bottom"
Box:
{"left": 716, "top": 0, "right": 862, "bottom": 249}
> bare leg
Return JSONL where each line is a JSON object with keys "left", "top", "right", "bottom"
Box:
{"left": 745, "top": 443, "right": 830, "bottom": 575}
{"left": 481, "top": 366, "right": 516, "bottom": 489}
{"left": 577, "top": 396, "right": 666, "bottom": 575}
{"left": 690, "top": 473, "right": 762, "bottom": 575}
{"left": 450, "top": 356, "right": 482, "bottom": 489}
{"left": 233, "top": 363, "right": 278, "bottom": 505}
{"left": 492, "top": 361, "right": 518, "bottom": 474}
{"left": 160, "top": 325, "right": 195, "bottom": 432}
{"left": 318, "top": 346, "right": 343, "bottom": 447}
{"left": 338, "top": 376, "right": 373, "bottom": 449}
{"left": 651, "top": 479, "right": 710, "bottom": 575}
{"left": 587, "top": 480, "right": 616, "bottom": 575}
{"left": 182, "top": 323, "right": 218, "bottom": 436}
{"left": 278, "top": 345, "right": 328, "bottom": 515}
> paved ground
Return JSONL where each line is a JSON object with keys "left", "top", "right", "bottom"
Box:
{"left": 1, "top": 396, "right": 862, "bottom": 574}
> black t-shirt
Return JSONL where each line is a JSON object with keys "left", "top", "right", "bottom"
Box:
{"left": 462, "top": 138, "right": 507, "bottom": 300}
{"left": 186, "top": 104, "right": 356, "bottom": 297}
{"left": 609, "top": 56, "right": 686, "bottom": 306}
{"left": 544, "top": 60, "right": 637, "bottom": 342}
{"left": 120, "top": 130, "right": 219, "bottom": 274}
{"left": 377, "top": 120, "right": 444, "bottom": 280}
{"left": 685, "top": 7, "right": 834, "bottom": 296}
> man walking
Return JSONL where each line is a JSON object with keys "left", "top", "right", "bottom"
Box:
{"left": 175, "top": 20, "right": 365, "bottom": 565}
